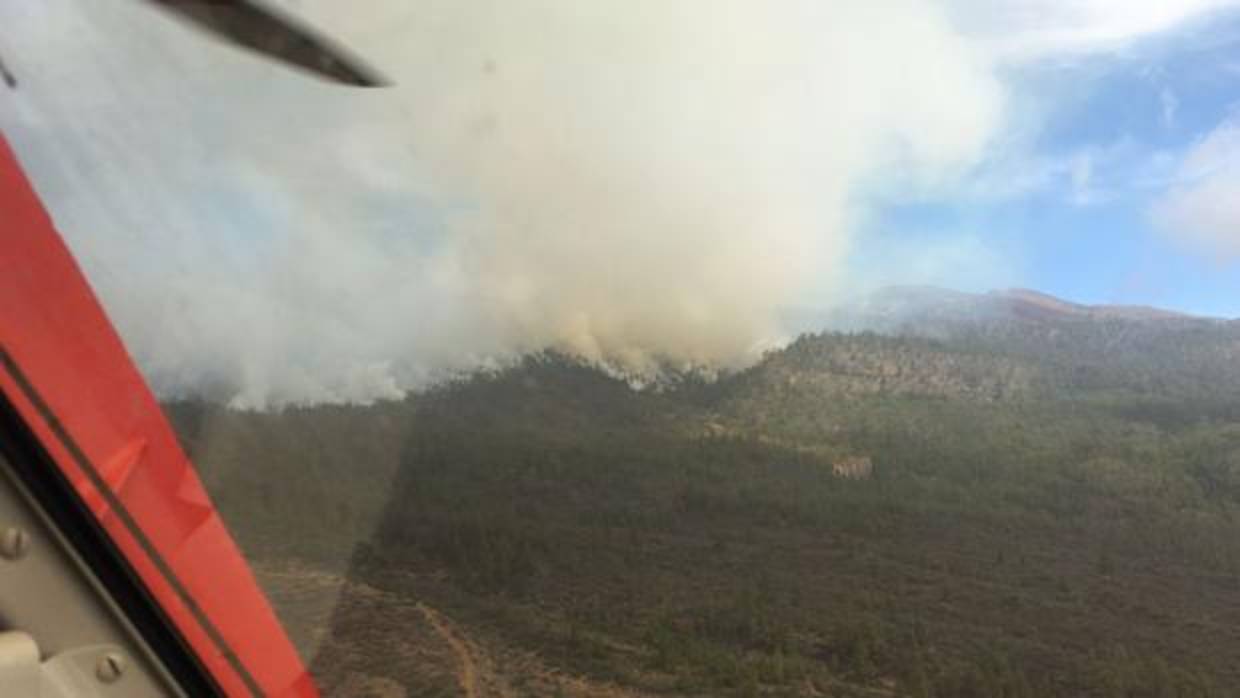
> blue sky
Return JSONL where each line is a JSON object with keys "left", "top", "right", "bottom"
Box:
{"left": 856, "top": 9, "right": 1240, "bottom": 316}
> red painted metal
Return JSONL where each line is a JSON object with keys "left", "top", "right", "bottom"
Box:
{"left": 0, "top": 134, "right": 318, "bottom": 697}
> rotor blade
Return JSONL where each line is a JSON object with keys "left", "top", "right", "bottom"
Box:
{"left": 143, "top": 0, "right": 388, "bottom": 87}
{"left": 0, "top": 54, "right": 16, "bottom": 89}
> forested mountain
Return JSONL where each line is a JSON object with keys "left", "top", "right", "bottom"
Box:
{"left": 819, "top": 287, "right": 1240, "bottom": 398}
{"left": 169, "top": 288, "right": 1240, "bottom": 697}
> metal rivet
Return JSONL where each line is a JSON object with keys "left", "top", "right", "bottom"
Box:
{"left": 0, "top": 527, "right": 29, "bottom": 560}
{"left": 96, "top": 652, "right": 126, "bottom": 684}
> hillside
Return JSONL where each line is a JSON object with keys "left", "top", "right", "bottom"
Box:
{"left": 169, "top": 288, "right": 1240, "bottom": 697}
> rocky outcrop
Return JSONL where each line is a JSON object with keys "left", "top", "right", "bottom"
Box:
{"left": 832, "top": 455, "right": 872, "bottom": 480}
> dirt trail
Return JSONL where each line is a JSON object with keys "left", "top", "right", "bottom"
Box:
{"left": 417, "top": 602, "right": 481, "bottom": 698}
{"left": 256, "top": 559, "right": 647, "bottom": 697}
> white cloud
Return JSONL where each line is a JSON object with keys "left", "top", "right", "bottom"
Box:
{"left": 945, "top": 0, "right": 1240, "bottom": 58}
{"left": 943, "top": 135, "right": 1172, "bottom": 206}
{"left": 1160, "top": 88, "right": 1180, "bottom": 128}
{"left": 1068, "top": 151, "right": 1099, "bottom": 205}
{"left": 1151, "top": 118, "right": 1240, "bottom": 260}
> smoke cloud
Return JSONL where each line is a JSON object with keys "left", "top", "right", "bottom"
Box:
{"left": 4, "top": 1, "right": 1008, "bottom": 407}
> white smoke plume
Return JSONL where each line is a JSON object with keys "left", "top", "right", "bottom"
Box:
{"left": 0, "top": 0, "right": 1009, "bottom": 407}
{"left": 12, "top": 1, "right": 1220, "bottom": 408}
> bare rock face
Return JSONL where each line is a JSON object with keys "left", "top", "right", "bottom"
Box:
{"left": 832, "top": 456, "right": 872, "bottom": 480}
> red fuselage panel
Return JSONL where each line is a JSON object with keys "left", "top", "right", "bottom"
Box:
{"left": 0, "top": 135, "right": 317, "bottom": 697}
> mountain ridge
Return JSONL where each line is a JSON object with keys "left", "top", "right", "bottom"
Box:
{"left": 825, "top": 285, "right": 1224, "bottom": 330}
{"left": 169, "top": 283, "right": 1240, "bottom": 697}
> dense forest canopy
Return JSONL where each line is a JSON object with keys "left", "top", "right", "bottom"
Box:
{"left": 169, "top": 288, "right": 1240, "bottom": 697}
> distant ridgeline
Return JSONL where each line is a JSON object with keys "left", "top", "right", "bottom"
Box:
{"left": 809, "top": 286, "right": 1240, "bottom": 402}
